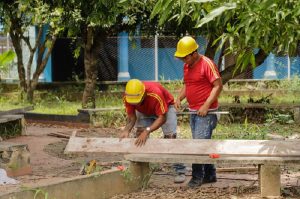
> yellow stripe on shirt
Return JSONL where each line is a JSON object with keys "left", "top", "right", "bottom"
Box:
{"left": 202, "top": 56, "right": 219, "bottom": 78}
{"left": 148, "top": 93, "right": 165, "bottom": 113}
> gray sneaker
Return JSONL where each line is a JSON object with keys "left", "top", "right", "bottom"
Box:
{"left": 174, "top": 174, "right": 186, "bottom": 183}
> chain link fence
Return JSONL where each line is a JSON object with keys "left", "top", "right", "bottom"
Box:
{"left": 125, "top": 35, "right": 220, "bottom": 81}
{"left": 1, "top": 34, "right": 299, "bottom": 82}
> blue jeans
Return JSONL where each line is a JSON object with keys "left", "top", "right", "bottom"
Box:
{"left": 135, "top": 105, "right": 177, "bottom": 136}
{"left": 190, "top": 114, "right": 217, "bottom": 179}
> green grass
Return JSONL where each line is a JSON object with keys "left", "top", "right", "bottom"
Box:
{"left": 1, "top": 79, "right": 300, "bottom": 137}
{"left": 0, "top": 120, "right": 23, "bottom": 139}
{"left": 0, "top": 95, "right": 31, "bottom": 111}
{"left": 1, "top": 88, "right": 299, "bottom": 140}
{"left": 219, "top": 91, "right": 300, "bottom": 104}
{"left": 0, "top": 92, "right": 123, "bottom": 115}
{"left": 226, "top": 76, "right": 300, "bottom": 90}
{"left": 151, "top": 122, "right": 300, "bottom": 140}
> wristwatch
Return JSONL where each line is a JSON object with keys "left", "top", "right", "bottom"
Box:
{"left": 145, "top": 127, "right": 151, "bottom": 133}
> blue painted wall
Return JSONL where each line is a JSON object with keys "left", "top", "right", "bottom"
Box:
{"left": 253, "top": 54, "right": 300, "bottom": 79}
{"left": 42, "top": 33, "right": 300, "bottom": 82}
{"left": 127, "top": 37, "right": 300, "bottom": 81}
{"left": 36, "top": 25, "right": 52, "bottom": 82}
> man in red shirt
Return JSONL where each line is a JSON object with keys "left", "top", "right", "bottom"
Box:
{"left": 174, "top": 36, "right": 223, "bottom": 188}
{"left": 119, "top": 79, "right": 186, "bottom": 183}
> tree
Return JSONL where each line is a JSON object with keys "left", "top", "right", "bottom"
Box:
{"left": 0, "top": 0, "right": 71, "bottom": 102}
{"left": 65, "top": 0, "right": 157, "bottom": 108}
{"left": 150, "top": 0, "right": 300, "bottom": 83}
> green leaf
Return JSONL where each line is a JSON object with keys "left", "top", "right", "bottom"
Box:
{"left": 158, "top": 1, "right": 174, "bottom": 25}
{"left": 249, "top": 52, "right": 256, "bottom": 68}
{"left": 260, "top": 0, "right": 276, "bottom": 10}
{"left": 0, "top": 50, "right": 16, "bottom": 67}
{"left": 233, "top": 50, "right": 245, "bottom": 76}
{"left": 240, "top": 51, "right": 252, "bottom": 72}
{"left": 150, "top": 0, "right": 164, "bottom": 19}
{"left": 179, "top": 0, "right": 187, "bottom": 24}
{"left": 236, "top": 50, "right": 245, "bottom": 69}
{"left": 195, "top": 3, "right": 236, "bottom": 28}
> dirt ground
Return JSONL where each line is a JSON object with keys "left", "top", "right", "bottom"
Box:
{"left": 1, "top": 122, "right": 300, "bottom": 199}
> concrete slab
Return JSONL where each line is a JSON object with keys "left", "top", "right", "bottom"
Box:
{"left": 0, "top": 142, "right": 31, "bottom": 177}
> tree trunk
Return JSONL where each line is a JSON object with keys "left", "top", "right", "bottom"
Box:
{"left": 27, "top": 30, "right": 57, "bottom": 104}
{"left": 221, "top": 49, "right": 268, "bottom": 84}
{"left": 82, "top": 27, "right": 100, "bottom": 108}
{"left": 204, "top": 36, "right": 218, "bottom": 61}
{"left": 9, "top": 22, "right": 26, "bottom": 95}
{"left": 26, "top": 86, "right": 34, "bottom": 102}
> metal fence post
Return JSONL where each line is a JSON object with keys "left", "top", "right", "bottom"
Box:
{"left": 287, "top": 54, "right": 290, "bottom": 80}
{"left": 154, "top": 35, "right": 158, "bottom": 81}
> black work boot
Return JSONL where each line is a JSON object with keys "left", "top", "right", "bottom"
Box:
{"left": 203, "top": 175, "right": 217, "bottom": 183}
{"left": 188, "top": 176, "right": 203, "bottom": 188}
{"left": 188, "top": 164, "right": 204, "bottom": 188}
{"left": 203, "top": 164, "right": 217, "bottom": 183}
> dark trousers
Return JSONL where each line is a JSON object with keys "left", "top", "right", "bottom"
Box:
{"left": 192, "top": 164, "right": 216, "bottom": 179}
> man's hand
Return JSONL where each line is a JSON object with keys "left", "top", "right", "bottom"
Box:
{"left": 174, "top": 99, "right": 181, "bottom": 111}
{"left": 135, "top": 131, "right": 149, "bottom": 147}
{"left": 197, "top": 104, "right": 209, "bottom": 116}
{"left": 119, "top": 131, "right": 130, "bottom": 141}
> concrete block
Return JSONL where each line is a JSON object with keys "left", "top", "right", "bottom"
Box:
{"left": 0, "top": 168, "right": 148, "bottom": 199}
{"left": 129, "top": 162, "right": 151, "bottom": 188}
{"left": 0, "top": 142, "right": 31, "bottom": 177}
{"left": 259, "top": 165, "right": 281, "bottom": 197}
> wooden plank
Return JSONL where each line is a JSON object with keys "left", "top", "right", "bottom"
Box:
{"left": 125, "top": 154, "right": 300, "bottom": 165}
{"left": 0, "top": 106, "right": 34, "bottom": 116}
{"left": 78, "top": 107, "right": 123, "bottom": 114}
{"left": 0, "top": 115, "right": 24, "bottom": 123}
{"left": 64, "top": 137, "right": 300, "bottom": 157}
{"left": 47, "top": 132, "right": 71, "bottom": 139}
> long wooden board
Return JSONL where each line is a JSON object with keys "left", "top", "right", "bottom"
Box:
{"left": 0, "top": 106, "right": 34, "bottom": 116}
{"left": 64, "top": 136, "right": 300, "bottom": 157}
{"left": 125, "top": 154, "right": 300, "bottom": 165}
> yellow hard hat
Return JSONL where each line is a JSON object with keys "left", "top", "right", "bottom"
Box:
{"left": 174, "top": 36, "right": 199, "bottom": 57}
{"left": 125, "top": 79, "right": 145, "bottom": 104}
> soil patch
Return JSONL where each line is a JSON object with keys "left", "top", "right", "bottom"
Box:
{"left": 1, "top": 123, "right": 300, "bottom": 198}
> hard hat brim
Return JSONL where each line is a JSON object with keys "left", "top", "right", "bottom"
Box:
{"left": 125, "top": 95, "right": 144, "bottom": 104}
{"left": 174, "top": 51, "right": 186, "bottom": 58}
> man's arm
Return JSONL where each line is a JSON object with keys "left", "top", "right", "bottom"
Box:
{"left": 119, "top": 114, "right": 136, "bottom": 140}
{"left": 148, "top": 114, "right": 166, "bottom": 132}
{"left": 198, "top": 78, "right": 223, "bottom": 116}
{"left": 135, "top": 114, "right": 166, "bottom": 147}
{"left": 174, "top": 84, "right": 186, "bottom": 111}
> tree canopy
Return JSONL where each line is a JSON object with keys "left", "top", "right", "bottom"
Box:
{"left": 150, "top": 0, "right": 300, "bottom": 82}
{"left": 2, "top": 0, "right": 300, "bottom": 104}
{"left": 61, "top": 0, "right": 158, "bottom": 108}
{"left": 0, "top": 0, "right": 74, "bottom": 102}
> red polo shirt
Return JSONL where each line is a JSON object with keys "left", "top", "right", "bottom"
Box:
{"left": 124, "top": 82, "right": 174, "bottom": 116}
{"left": 184, "top": 55, "right": 221, "bottom": 110}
